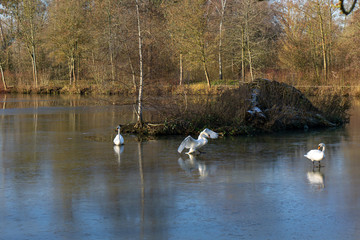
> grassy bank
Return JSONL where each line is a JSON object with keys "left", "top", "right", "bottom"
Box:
{"left": 2, "top": 78, "right": 360, "bottom": 97}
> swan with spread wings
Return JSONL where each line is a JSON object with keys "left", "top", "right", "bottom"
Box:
{"left": 177, "top": 128, "right": 218, "bottom": 154}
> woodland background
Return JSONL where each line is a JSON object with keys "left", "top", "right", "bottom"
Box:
{"left": 0, "top": 0, "right": 359, "bottom": 91}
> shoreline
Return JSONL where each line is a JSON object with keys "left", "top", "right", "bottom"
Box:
{"left": 1, "top": 81, "right": 359, "bottom": 97}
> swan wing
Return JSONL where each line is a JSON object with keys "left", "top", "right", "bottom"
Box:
{"left": 202, "top": 128, "right": 218, "bottom": 139}
{"left": 178, "top": 136, "right": 197, "bottom": 153}
{"left": 304, "top": 149, "right": 323, "bottom": 161}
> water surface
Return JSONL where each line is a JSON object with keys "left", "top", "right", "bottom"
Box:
{"left": 0, "top": 94, "right": 359, "bottom": 239}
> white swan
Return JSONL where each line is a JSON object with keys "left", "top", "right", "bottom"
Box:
{"left": 113, "top": 125, "right": 124, "bottom": 146}
{"left": 177, "top": 128, "right": 218, "bottom": 154}
{"left": 304, "top": 143, "right": 325, "bottom": 166}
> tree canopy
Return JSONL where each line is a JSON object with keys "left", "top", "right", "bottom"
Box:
{"left": 0, "top": 0, "right": 359, "bottom": 90}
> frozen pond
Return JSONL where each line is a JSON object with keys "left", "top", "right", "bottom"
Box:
{"left": 0, "top": 94, "right": 360, "bottom": 239}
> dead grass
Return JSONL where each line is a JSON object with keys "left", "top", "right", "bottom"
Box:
{"left": 310, "top": 89, "right": 351, "bottom": 125}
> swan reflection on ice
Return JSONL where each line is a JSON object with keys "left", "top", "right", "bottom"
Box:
{"left": 113, "top": 145, "right": 124, "bottom": 165}
{"left": 307, "top": 170, "right": 325, "bottom": 189}
{"left": 178, "top": 154, "right": 215, "bottom": 179}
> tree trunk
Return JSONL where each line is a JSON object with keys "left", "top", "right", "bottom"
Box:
{"left": 69, "top": 54, "right": 76, "bottom": 86}
{"left": 218, "top": 20, "right": 223, "bottom": 81}
{"left": 0, "top": 18, "right": 6, "bottom": 45}
{"left": 110, "top": 48, "right": 115, "bottom": 81}
{"left": 309, "top": 21, "right": 320, "bottom": 80}
{"left": 179, "top": 53, "right": 183, "bottom": 85}
{"left": 69, "top": 61, "right": 72, "bottom": 85}
{"left": 77, "top": 52, "right": 80, "bottom": 83}
{"left": 201, "top": 43, "right": 211, "bottom": 88}
{"left": 241, "top": 27, "right": 245, "bottom": 84}
{"left": 147, "top": 3, "right": 152, "bottom": 81}
{"left": 247, "top": 42, "right": 254, "bottom": 82}
{"left": 69, "top": 54, "right": 76, "bottom": 85}
{"left": 125, "top": 43, "right": 137, "bottom": 90}
{"left": 203, "top": 60, "right": 211, "bottom": 88}
{"left": 129, "top": 56, "right": 137, "bottom": 90}
{"left": 0, "top": 64, "right": 7, "bottom": 90}
{"left": 75, "top": 41, "right": 78, "bottom": 85}
{"left": 317, "top": 2, "right": 327, "bottom": 83}
{"left": 91, "top": 50, "right": 99, "bottom": 83}
{"left": 72, "top": 56, "right": 76, "bottom": 85}
{"left": 319, "top": 18, "right": 327, "bottom": 83}
{"left": 29, "top": 10, "right": 38, "bottom": 88}
{"left": 31, "top": 45, "right": 38, "bottom": 87}
{"left": 0, "top": 19, "right": 9, "bottom": 91}
{"left": 107, "top": 0, "right": 115, "bottom": 81}
{"left": 245, "top": 12, "right": 254, "bottom": 82}
{"left": 135, "top": 0, "right": 144, "bottom": 127}
{"left": 328, "top": 3, "right": 333, "bottom": 75}
{"left": 218, "top": 0, "right": 226, "bottom": 81}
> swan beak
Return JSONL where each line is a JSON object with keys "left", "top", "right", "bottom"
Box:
{"left": 318, "top": 146, "right": 321, "bottom": 150}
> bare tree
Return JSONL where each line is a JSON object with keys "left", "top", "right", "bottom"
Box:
{"left": 135, "top": 0, "right": 144, "bottom": 127}
{"left": 0, "top": 18, "right": 8, "bottom": 90}
{"left": 165, "top": 0, "right": 214, "bottom": 88}
{"left": 226, "top": 0, "right": 275, "bottom": 83}
{"left": 46, "top": 0, "right": 89, "bottom": 85}
{"left": 107, "top": 0, "right": 116, "bottom": 81}
{"left": 211, "top": 0, "right": 227, "bottom": 80}
{"left": 2, "top": 0, "right": 45, "bottom": 87}
{"left": 315, "top": 0, "right": 328, "bottom": 83}
{"left": 0, "top": 63, "right": 6, "bottom": 90}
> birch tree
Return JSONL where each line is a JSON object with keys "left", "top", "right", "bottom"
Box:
{"left": 135, "top": 0, "right": 144, "bottom": 127}
{"left": 0, "top": 17, "right": 8, "bottom": 90}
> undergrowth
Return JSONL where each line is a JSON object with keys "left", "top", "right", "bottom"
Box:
{"left": 147, "top": 79, "right": 351, "bottom": 136}
{"left": 149, "top": 84, "right": 252, "bottom": 135}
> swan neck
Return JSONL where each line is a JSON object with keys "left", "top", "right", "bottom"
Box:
{"left": 198, "top": 133, "right": 207, "bottom": 140}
